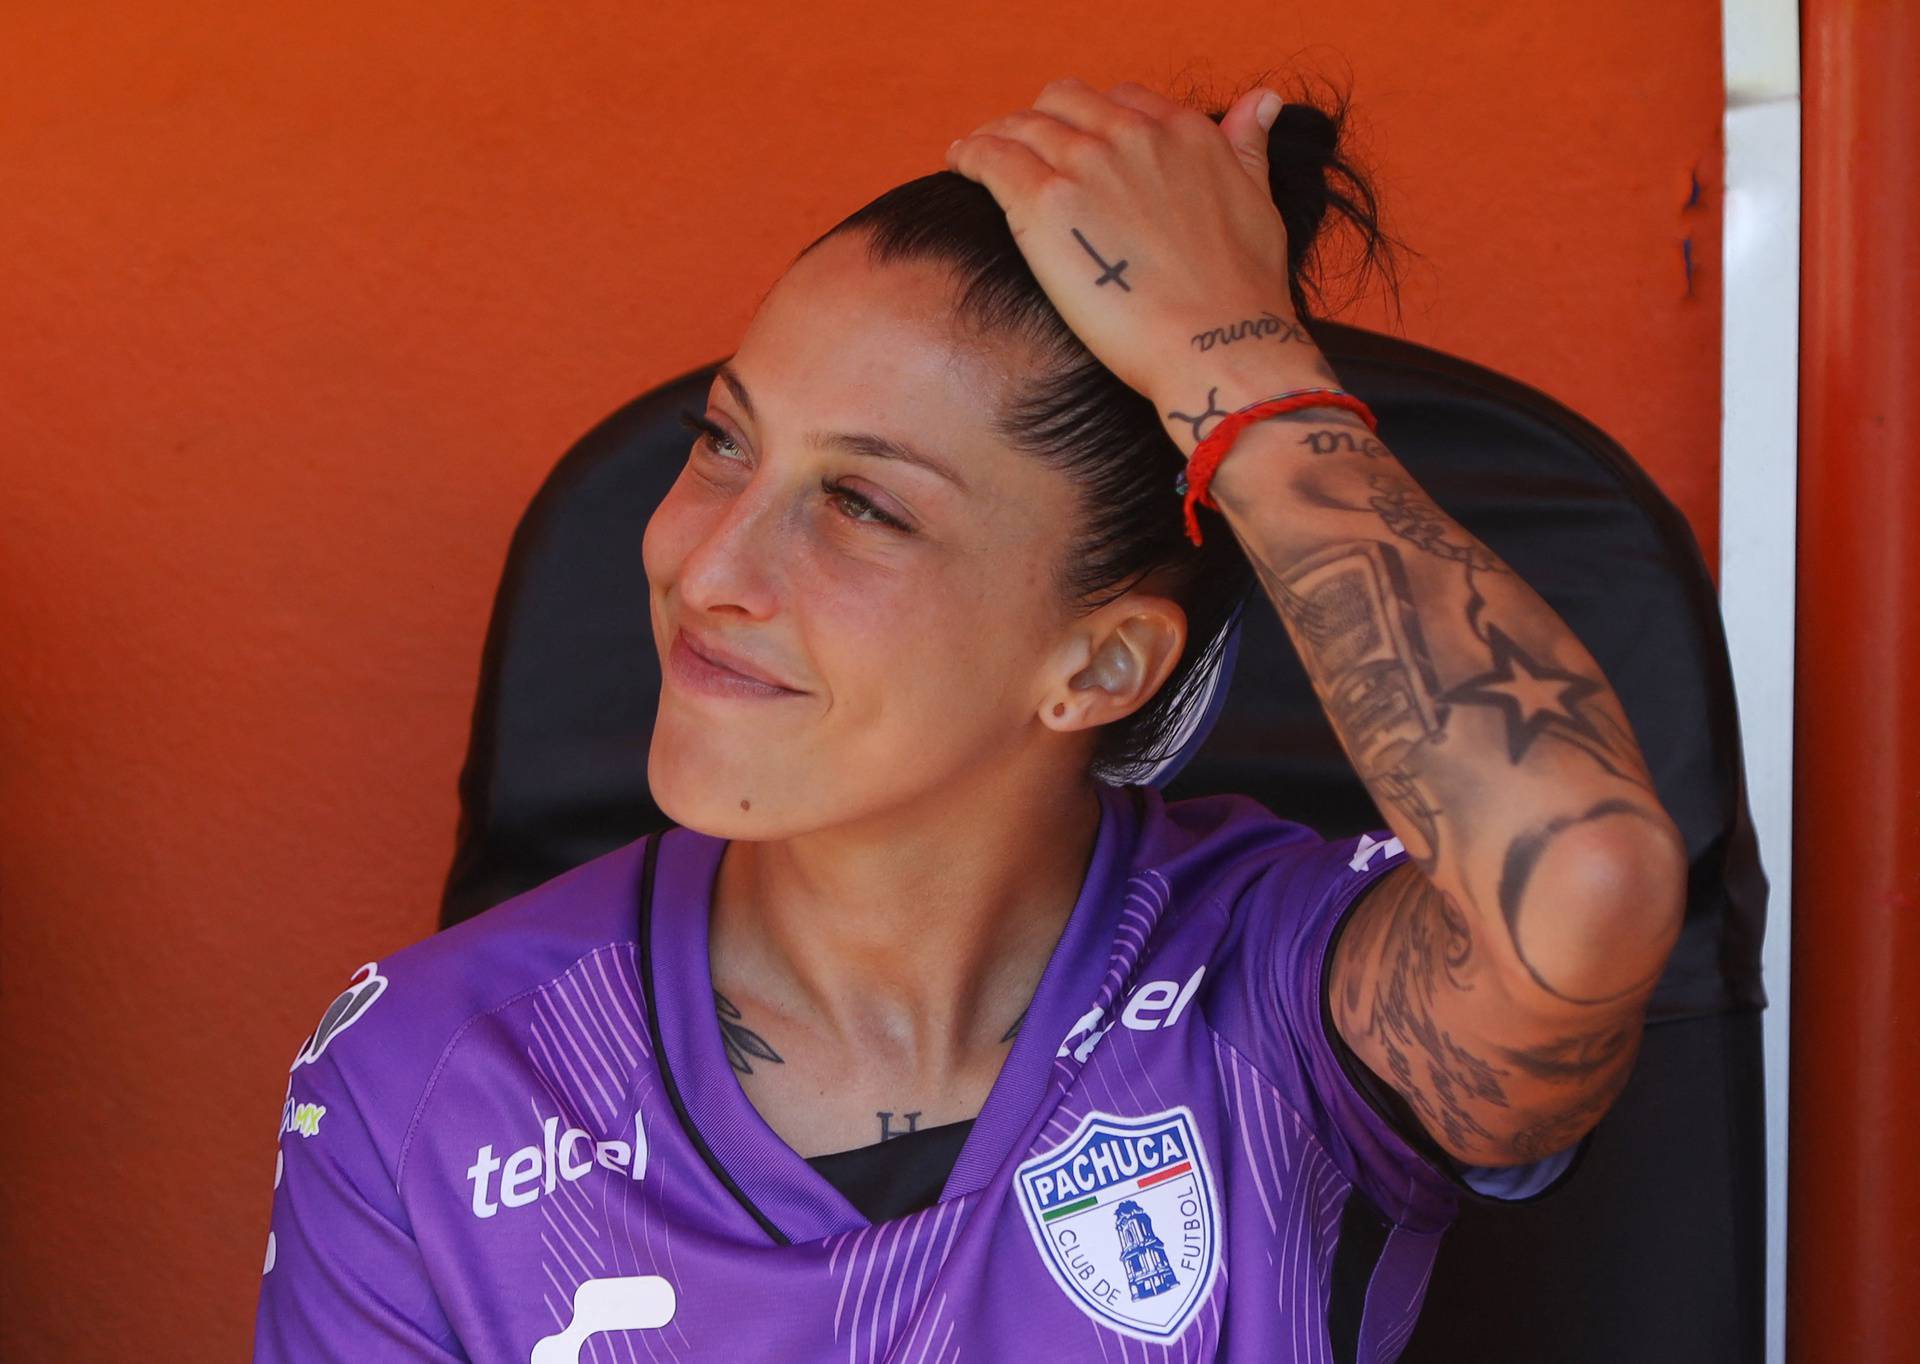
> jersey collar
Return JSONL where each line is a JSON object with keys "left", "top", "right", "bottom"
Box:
{"left": 639, "top": 781, "right": 1144, "bottom": 1243}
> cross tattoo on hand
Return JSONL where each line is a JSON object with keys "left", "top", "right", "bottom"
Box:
{"left": 1071, "top": 226, "right": 1131, "bottom": 291}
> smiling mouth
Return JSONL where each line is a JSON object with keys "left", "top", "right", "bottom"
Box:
{"left": 668, "top": 629, "right": 807, "bottom": 699}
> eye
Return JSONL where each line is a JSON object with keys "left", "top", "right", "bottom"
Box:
{"left": 676, "top": 408, "right": 914, "bottom": 534}
{"left": 678, "top": 408, "right": 740, "bottom": 459}
{"left": 821, "top": 477, "right": 912, "bottom": 532}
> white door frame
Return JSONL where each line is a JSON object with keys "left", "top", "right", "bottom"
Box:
{"left": 1717, "top": 3, "right": 1799, "bottom": 1361}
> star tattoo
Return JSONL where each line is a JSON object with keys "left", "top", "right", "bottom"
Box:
{"left": 1438, "top": 623, "right": 1607, "bottom": 764}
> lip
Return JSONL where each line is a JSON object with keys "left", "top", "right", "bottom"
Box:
{"left": 669, "top": 627, "right": 807, "bottom": 699}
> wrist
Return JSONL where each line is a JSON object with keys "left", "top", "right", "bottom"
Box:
{"left": 1151, "top": 349, "right": 1345, "bottom": 457}
{"left": 1204, "top": 408, "right": 1372, "bottom": 511}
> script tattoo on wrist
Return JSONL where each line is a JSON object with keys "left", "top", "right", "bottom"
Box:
{"left": 714, "top": 990, "right": 784, "bottom": 1075}
{"left": 1163, "top": 375, "right": 1349, "bottom": 455}
{"left": 1070, "top": 226, "right": 1131, "bottom": 290}
{"left": 1189, "top": 309, "right": 1311, "bottom": 351}
{"left": 1297, "top": 426, "right": 1389, "bottom": 458}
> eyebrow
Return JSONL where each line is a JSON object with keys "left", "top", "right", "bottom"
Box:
{"left": 716, "top": 362, "right": 970, "bottom": 493}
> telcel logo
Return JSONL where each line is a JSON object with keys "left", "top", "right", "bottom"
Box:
{"left": 466, "top": 1111, "right": 647, "bottom": 1220}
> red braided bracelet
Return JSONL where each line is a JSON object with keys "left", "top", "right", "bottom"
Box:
{"left": 1175, "top": 388, "right": 1379, "bottom": 546}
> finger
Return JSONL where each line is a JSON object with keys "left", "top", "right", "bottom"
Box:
{"left": 963, "top": 108, "right": 1099, "bottom": 173}
{"left": 945, "top": 130, "right": 1055, "bottom": 207}
{"left": 1219, "top": 86, "right": 1282, "bottom": 192}
{"left": 1030, "top": 75, "right": 1150, "bottom": 139}
{"left": 1101, "top": 79, "right": 1185, "bottom": 123}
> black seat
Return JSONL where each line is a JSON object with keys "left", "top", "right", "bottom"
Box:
{"left": 440, "top": 320, "right": 1769, "bottom": 1363}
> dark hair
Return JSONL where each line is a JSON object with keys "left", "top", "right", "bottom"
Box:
{"left": 799, "top": 78, "right": 1402, "bottom": 784}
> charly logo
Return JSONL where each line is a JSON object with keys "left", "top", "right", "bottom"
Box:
{"left": 290, "top": 961, "right": 388, "bottom": 1071}
{"left": 1016, "top": 1105, "right": 1220, "bottom": 1342}
{"left": 531, "top": 1275, "right": 676, "bottom": 1364}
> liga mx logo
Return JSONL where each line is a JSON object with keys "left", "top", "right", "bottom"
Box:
{"left": 1015, "top": 1106, "right": 1220, "bottom": 1342}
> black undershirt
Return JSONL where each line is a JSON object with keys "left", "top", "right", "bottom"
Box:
{"left": 804, "top": 1117, "right": 977, "bottom": 1224}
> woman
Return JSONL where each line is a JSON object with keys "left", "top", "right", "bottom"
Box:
{"left": 255, "top": 77, "right": 1687, "bottom": 1363}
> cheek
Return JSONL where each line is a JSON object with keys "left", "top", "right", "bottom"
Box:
{"left": 822, "top": 582, "right": 1037, "bottom": 731}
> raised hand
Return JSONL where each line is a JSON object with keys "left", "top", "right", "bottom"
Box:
{"left": 943, "top": 77, "right": 1330, "bottom": 415}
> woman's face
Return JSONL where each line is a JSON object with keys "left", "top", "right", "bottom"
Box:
{"left": 642, "top": 230, "right": 1181, "bottom": 840}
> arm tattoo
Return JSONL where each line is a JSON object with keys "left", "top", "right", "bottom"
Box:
{"left": 714, "top": 990, "right": 784, "bottom": 1075}
{"left": 1498, "top": 1016, "right": 1639, "bottom": 1083}
{"left": 1507, "top": 1053, "right": 1635, "bottom": 1162}
{"left": 1363, "top": 473, "right": 1508, "bottom": 572}
{"left": 1342, "top": 867, "right": 1648, "bottom": 1163}
{"left": 1249, "top": 540, "right": 1448, "bottom": 873}
{"left": 1069, "top": 226, "right": 1130, "bottom": 290}
{"left": 1179, "top": 381, "right": 1681, "bottom": 1160}
{"left": 1498, "top": 799, "right": 1682, "bottom": 1004}
{"left": 1340, "top": 866, "right": 1510, "bottom": 1155}
{"left": 1190, "top": 309, "right": 1311, "bottom": 352}
{"left": 1276, "top": 466, "right": 1656, "bottom": 790}
{"left": 1253, "top": 518, "right": 1669, "bottom": 996}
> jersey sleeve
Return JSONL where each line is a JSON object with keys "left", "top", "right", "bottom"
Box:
{"left": 252, "top": 1040, "right": 468, "bottom": 1361}
{"left": 1247, "top": 826, "right": 1593, "bottom": 1224}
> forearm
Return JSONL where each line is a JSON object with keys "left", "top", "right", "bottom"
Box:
{"left": 1157, "top": 357, "right": 1688, "bottom": 1013}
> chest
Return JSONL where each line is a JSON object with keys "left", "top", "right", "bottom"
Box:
{"left": 727, "top": 1010, "right": 1010, "bottom": 1157}
{"left": 406, "top": 1019, "right": 1395, "bottom": 1364}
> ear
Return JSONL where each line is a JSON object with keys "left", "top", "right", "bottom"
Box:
{"left": 1040, "top": 599, "right": 1187, "bottom": 731}
{"left": 1223, "top": 86, "right": 1282, "bottom": 192}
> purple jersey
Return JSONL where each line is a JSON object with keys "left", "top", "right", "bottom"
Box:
{"left": 254, "top": 782, "right": 1585, "bottom": 1362}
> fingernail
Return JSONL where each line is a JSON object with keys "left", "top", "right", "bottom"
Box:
{"left": 1255, "top": 91, "right": 1282, "bottom": 131}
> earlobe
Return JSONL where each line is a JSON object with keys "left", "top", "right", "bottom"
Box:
{"left": 1041, "top": 638, "right": 1135, "bottom": 731}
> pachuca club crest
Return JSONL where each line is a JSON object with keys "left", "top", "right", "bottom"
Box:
{"left": 1015, "top": 1105, "right": 1221, "bottom": 1342}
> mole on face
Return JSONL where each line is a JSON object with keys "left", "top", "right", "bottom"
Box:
{"left": 740, "top": 799, "right": 751, "bottom": 811}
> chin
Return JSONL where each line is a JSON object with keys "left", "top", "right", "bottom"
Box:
{"left": 646, "top": 722, "right": 792, "bottom": 841}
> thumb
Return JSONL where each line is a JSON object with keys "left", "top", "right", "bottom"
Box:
{"left": 1222, "top": 87, "right": 1282, "bottom": 192}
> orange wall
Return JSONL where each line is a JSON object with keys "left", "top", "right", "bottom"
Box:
{"left": 0, "top": 4, "right": 1724, "bottom": 1358}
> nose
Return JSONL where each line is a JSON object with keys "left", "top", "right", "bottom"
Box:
{"left": 674, "top": 476, "right": 785, "bottom": 622}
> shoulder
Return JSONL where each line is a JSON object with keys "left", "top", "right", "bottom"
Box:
{"left": 1122, "top": 785, "right": 1407, "bottom": 1025}
{"left": 1132, "top": 784, "right": 1394, "bottom": 927}
{"left": 277, "top": 833, "right": 659, "bottom": 1163}
{"left": 1133, "top": 785, "right": 1320, "bottom": 878}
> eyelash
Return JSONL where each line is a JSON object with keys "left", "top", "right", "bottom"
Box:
{"left": 676, "top": 409, "right": 912, "bottom": 533}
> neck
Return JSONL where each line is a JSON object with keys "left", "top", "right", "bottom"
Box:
{"left": 709, "top": 774, "right": 1107, "bottom": 1072}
